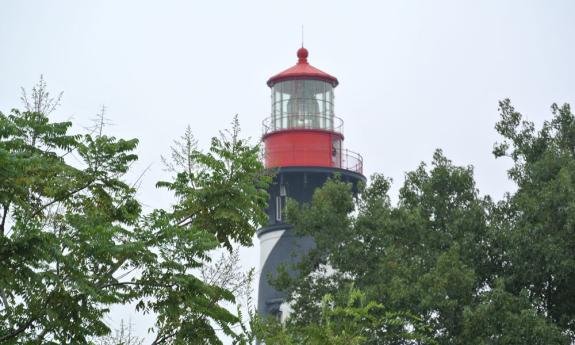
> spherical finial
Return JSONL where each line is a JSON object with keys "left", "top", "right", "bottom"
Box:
{"left": 297, "top": 47, "right": 308, "bottom": 62}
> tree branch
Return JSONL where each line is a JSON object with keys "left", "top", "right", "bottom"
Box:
{"left": 150, "top": 329, "right": 178, "bottom": 345}
{"left": 0, "top": 317, "right": 36, "bottom": 342}
{"left": 0, "top": 202, "right": 9, "bottom": 235}
{"left": 98, "top": 281, "right": 174, "bottom": 290}
{"left": 30, "top": 179, "right": 94, "bottom": 218}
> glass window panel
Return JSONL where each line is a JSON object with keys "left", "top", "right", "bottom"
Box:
{"left": 271, "top": 80, "right": 335, "bottom": 131}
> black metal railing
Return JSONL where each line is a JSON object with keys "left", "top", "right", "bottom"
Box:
{"left": 339, "top": 149, "right": 363, "bottom": 174}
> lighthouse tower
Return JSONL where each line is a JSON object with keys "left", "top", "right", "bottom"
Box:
{"left": 258, "top": 47, "right": 365, "bottom": 318}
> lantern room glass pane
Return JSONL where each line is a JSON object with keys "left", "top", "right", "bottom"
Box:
{"left": 271, "top": 80, "right": 335, "bottom": 132}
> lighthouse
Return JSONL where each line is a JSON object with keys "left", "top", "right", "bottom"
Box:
{"left": 258, "top": 47, "right": 365, "bottom": 319}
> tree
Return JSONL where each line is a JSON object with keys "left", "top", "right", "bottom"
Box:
{"left": 156, "top": 116, "right": 270, "bottom": 250}
{"left": 0, "top": 90, "right": 140, "bottom": 343}
{"left": 492, "top": 99, "right": 575, "bottom": 338}
{"left": 270, "top": 155, "right": 493, "bottom": 344}
{"left": 268, "top": 126, "right": 571, "bottom": 344}
{"left": 0, "top": 79, "right": 271, "bottom": 344}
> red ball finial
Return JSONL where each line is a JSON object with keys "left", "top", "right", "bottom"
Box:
{"left": 297, "top": 47, "right": 308, "bottom": 63}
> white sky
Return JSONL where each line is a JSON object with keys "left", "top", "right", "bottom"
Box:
{"left": 1, "top": 0, "right": 574, "bottom": 342}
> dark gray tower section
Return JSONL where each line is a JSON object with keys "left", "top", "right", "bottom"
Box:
{"left": 257, "top": 167, "right": 364, "bottom": 318}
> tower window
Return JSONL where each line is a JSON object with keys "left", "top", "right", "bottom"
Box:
{"left": 276, "top": 196, "right": 282, "bottom": 222}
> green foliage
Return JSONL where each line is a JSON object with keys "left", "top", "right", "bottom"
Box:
{"left": 493, "top": 100, "right": 575, "bottom": 335}
{"left": 0, "top": 105, "right": 141, "bottom": 343}
{"left": 250, "top": 287, "right": 436, "bottom": 345}
{"left": 156, "top": 117, "right": 271, "bottom": 250}
{"left": 268, "top": 100, "right": 575, "bottom": 344}
{"left": 462, "top": 280, "right": 568, "bottom": 345}
{"left": 273, "top": 154, "right": 492, "bottom": 342}
{"left": 0, "top": 81, "right": 270, "bottom": 344}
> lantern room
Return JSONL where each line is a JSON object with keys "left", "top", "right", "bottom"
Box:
{"left": 263, "top": 47, "right": 363, "bottom": 174}
{"left": 270, "top": 79, "right": 334, "bottom": 132}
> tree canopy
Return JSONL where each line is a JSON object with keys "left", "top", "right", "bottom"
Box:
{"left": 0, "top": 80, "right": 270, "bottom": 344}
{"left": 264, "top": 100, "right": 575, "bottom": 344}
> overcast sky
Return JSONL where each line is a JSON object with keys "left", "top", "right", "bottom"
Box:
{"left": 2, "top": 0, "right": 574, "bottom": 342}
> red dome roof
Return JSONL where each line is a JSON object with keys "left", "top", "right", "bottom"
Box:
{"left": 267, "top": 47, "right": 339, "bottom": 87}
